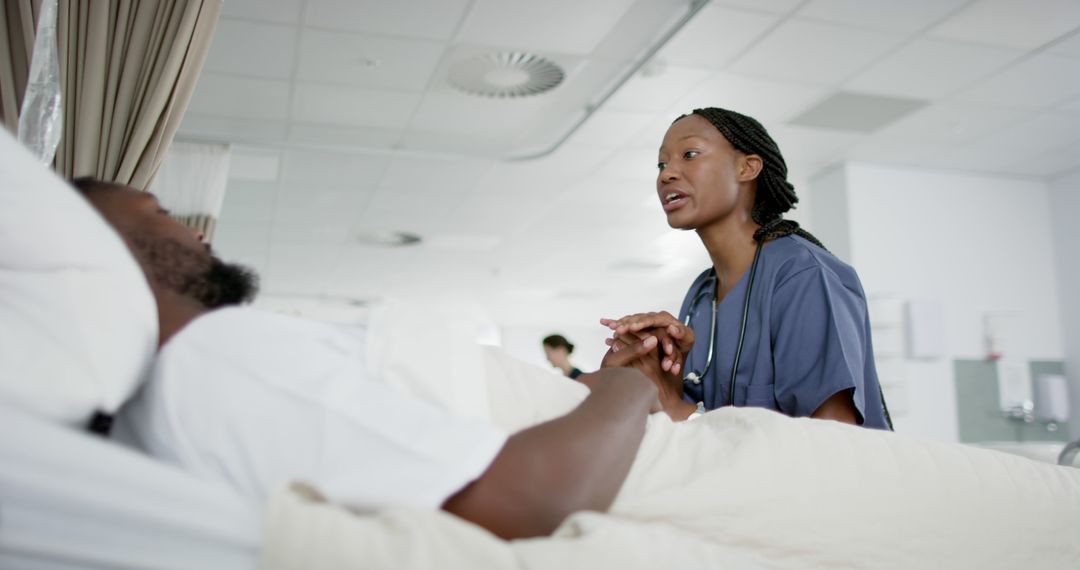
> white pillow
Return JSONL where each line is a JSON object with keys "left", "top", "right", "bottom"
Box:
{"left": 0, "top": 129, "right": 158, "bottom": 425}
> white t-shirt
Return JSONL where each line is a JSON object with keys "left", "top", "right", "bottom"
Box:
{"left": 112, "top": 307, "right": 507, "bottom": 511}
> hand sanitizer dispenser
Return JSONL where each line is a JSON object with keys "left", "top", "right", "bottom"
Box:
{"left": 1033, "top": 373, "right": 1070, "bottom": 425}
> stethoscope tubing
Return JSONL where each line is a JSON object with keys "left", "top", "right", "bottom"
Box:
{"left": 682, "top": 241, "right": 764, "bottom": 407}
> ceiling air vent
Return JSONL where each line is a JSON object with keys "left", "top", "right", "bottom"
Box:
{"left": 448, "top": 52, "right": 565, "bottom": 99}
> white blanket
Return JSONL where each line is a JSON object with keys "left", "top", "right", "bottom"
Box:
{"left": 260, "top": 301, "right": 1080, "bottom": 569}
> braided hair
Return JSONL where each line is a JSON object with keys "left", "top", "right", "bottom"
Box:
{"left": 680, "top": 107, "right": 825, "bottom": 249}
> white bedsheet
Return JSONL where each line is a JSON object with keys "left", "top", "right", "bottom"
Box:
{"left": 259, "top": 301, "right": 1080, "bottom": 570}
{"left": 0, "top": 404, "right": 261, "bottom": 570}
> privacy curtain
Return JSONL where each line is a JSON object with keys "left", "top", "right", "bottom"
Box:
{"left": 150, "top": 141, "right": 231, "bottom": 243}
{"left": 0, "top": 0, "right": 221, "bottom": 190}
{"left": 0, "top": 0, "right": 39, "bottom": 135}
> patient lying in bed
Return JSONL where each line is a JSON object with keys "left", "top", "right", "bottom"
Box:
{"left": 75, "top": 178, "right": 1080, "bottom": 569}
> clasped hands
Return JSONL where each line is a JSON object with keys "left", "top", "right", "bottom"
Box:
{"left": 597, "top": 311, "right": 698, "bottom": 421}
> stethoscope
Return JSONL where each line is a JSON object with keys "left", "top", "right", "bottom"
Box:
{"left": 683, "top": 241, "right": 764, "bottom": 407}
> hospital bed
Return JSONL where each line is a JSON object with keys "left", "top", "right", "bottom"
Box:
{"left": 2, "top": 127, "right": 1079, "bottom": 569}
{"left": 0, "top": 128, "right": 259, "bottom": 569}
{"left": 0, "top": 404, "right": 260, "bottom": 570}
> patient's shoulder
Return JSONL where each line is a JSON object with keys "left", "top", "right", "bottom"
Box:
{"left": 157, "top": 306, "right": 369, "bottom": 391}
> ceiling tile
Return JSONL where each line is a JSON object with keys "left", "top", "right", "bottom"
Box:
{"left": 229, "top": 149, "right": 281, "bottom": 182}
{"left": 788, "top": 92, "right": 928, "bottom": 133}
{"left": 279, "top": 150, "right": 389, "bottom": 185}
{"left": 291, "top": 84, "right": 421, "bottom": 128}
{"left": 768, "top": 125, "right": 864, "bottom": 169}
{"left": 874, "top": 101, "right": 1031, "bottom": 144}
{"left": 186, "top": 74, "right": 292, "bottom": 120}
{"left": 204, "top": 20, "right": 297, "bottom": 79}
{"left": 407, "top": 89, "right": 551, "bottom": 137}
{"left": 670, "top": 71, "right": 830, "bottom": 126}
{"left": 929, "top": 0, "right": 1080, "bottom": 50}
{"left": 973, "top": 110, "right": 1080, "bottom": 154}
{"left": 655, "top": 4, "right": 778, "bottom": 69}
{"left": 953, "top": 53, "right": 1080, "bottom": 108}
{"left": 379, "top": 155, "right": 495, "bottom": 193}
{"left": 221, "top": 0, "right": 303, "bottom": 24}
{"left": 603, "top": 64, "right": 713, "bottom": 113}
{"left": 363, "top": 186, "right": 465, "bottom": 221}
{"left": 287, "top": 124, "right": 404, "bottom": 149}
{"left": 594, "top": 144, "right": 662, "bottom": 185}
{"left": 271, "top": 223, "right": 352, "bottom": 245}
{"left": 265, "top": 244, "right": 341, "bottom": 293}
{"left": 304, "top": 0, "right": 471, "bottom": 40}
{"left": 844, "top": 38, "right": 1023, "bottom": 100}
{"left": 1001, "top": 141, "right": 1080, "bottom": 177}
{"left": 1047, "top": 30, "right": 1080, "bottom": 58}
{"left": 178, "top": 115, "right": 289, "bottom": 145}
{"left": 424, "top": 234, "right": 503, "bottom": 252}
{"left": 729, "top": 18, "right": 907, "bottom": 86}
{"left": 1060, "top": 95, "right": 1080, "bottom": 112}
{"left": 213, "top": 221, "right": 273, "bottom": 251}
{"left": 354, "top": 200, "right": 461, "bottom": 234}
{"left": 568, "top": 109, "right": 656, "bottom": 146}
{"left": 456, "top": 0, "right": 635, "bottom": 55}
{"left": 218, "top": 181, "right": 278, "bottom": 224}
{"left": 713, "top": 0, "right": 803, "bottom": 15}
{"left": 275, "top": 186, "right": 372, "bottom": 225}
{"left": 267, "top": 244, "right": 343, "bottom": 268}
{"left": 843, "top": 137, "right": 971, "bottom": 171}
{"left": 938, "top": 141, "right": 1051, "bottom": 176}
{"left": 296, "top": 30, "right": 445, "bottom": 90}
{"left": 475, "top": 144, "right": 615, "bottom": 196}
{"left": 798, "top": 0, "right": 968, "bottom": 33}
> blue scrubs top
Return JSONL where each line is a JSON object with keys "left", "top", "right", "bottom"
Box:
{"left": 679, "top": 235, "right": 889, "bottom": 429}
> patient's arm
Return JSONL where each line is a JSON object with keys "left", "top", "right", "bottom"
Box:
{"left": 442, "top": 343, "right": 660, "bottom": 540}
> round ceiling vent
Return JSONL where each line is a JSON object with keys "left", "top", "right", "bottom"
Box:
{"left": 448, "top": 52, "right": 565, "bottom": 99}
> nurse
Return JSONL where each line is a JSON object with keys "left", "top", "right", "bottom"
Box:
{"left": 602, "top": 107, "right": 891, "bottom": 429}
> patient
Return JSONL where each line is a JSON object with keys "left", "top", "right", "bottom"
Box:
{"left": 72, "top": 178, "right": 669, "bottom": 541}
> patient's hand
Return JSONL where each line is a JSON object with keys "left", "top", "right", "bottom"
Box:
{"left": 600, "top": 311, "right": 695, "bottom": 377}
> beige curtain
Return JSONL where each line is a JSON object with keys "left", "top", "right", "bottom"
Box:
{"left": 0, "top": 0, "right": 40, "bottom": 134}
{"left": 151, "top": 140, "right": 231, "bottom": 243}
{"left": 0, "top": 0, "right": 221, "bottom": 190}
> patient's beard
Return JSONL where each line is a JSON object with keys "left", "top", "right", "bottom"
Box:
{"left": 131, "top": 235, "right": 260, "bottom": 308}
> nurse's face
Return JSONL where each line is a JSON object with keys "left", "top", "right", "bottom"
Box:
{"left": 656, "top": 114, "right": 756, "bottom": 231}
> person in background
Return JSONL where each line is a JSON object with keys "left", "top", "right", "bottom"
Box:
{"left": 601, "top": 107, "right": 891, "bottom": 429}
{"left": 542, "top": 334, "right": 585, "bottom": 380}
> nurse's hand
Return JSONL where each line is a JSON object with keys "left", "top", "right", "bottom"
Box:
{"left": 600, "top": 311, "right": 695, "bottom": 375}
{"left": 600, "top": 328, "right": 696, "bottom": 421}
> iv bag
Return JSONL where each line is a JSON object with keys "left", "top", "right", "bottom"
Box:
{"left": 17, "top": 0, "right": 63, "bottom": 166}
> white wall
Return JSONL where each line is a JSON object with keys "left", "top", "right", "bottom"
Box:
{"left": 806, "top": 165, "right": 852, "bottom": 261}
{"left": 1048, "top": 168, "right": 1080, "bottom": 439}
{"left": 811, "top": 163, "right": 1064, "bottom": 442}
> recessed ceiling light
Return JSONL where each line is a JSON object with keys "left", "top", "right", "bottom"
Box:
{"left": 448, "top": 51, "right": 565, "bottom": 99}
{"left": 355, "top": 230, "right": 421, "bottom": 247}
